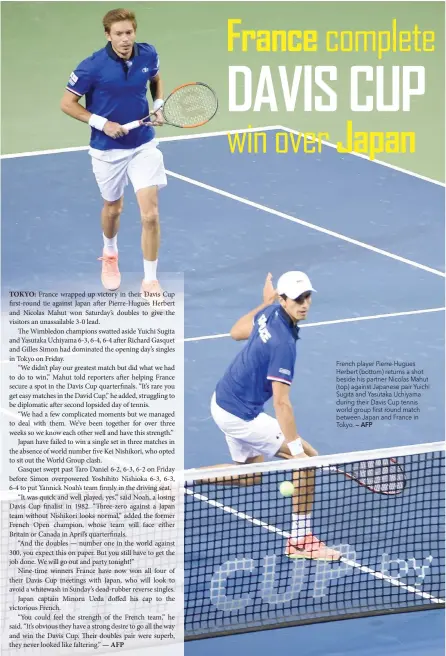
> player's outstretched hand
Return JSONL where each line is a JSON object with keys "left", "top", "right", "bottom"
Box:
{"left": 263, "top": 272, "right": 278, "bottom": 305}
{"left": 104, "top": 121, "right": 129, "bottom": 139}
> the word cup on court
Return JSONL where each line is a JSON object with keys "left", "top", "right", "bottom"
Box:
{"left": 209, "top": 546, "right": 436, "bottom": 611}
{"left": 227, "top": 19, "right": 433, "bottom": 113}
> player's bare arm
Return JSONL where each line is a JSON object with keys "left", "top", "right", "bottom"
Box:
{"left": 60, "top": 90, "right": 91, "bottom": 123}
{"left": 271, "top": 381, "right": 306, "bottom": 457}
{"left": 149, "top": 73, "right": 165, "bottom": 126}
{"left": 60, "top": 89, "right": 129, "bottom": 139}
{"left": 230, "top": 273, "right": 278, "bottom": 341}
{"left": 150, "top": 73, "right": 164, "bottom": 102}
{"left": 271, "top": 382, "right": 318, "bottom": 457}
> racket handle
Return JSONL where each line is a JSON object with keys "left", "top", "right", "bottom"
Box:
{"left": 122, "top": 120, "right": 141, "bottom": 131}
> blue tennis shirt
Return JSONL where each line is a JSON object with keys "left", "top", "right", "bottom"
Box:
{"left": 66, "top": 42, "right": 159, "bottom": 150}
{"left": 215, "top": 304, "right": 300, "bottom": 421}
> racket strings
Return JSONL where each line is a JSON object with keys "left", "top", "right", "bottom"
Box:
{"left": 351, "top": 458, "right": 405, "bottom": 494}
{"left": 163, "top": 84, "right": 217, "bottom": 127}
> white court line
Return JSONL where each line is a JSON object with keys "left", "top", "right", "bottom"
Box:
{"left": 183, "top": 307, "right": 445, "bottom": 343}
{"left": 0, "top": 126, "right": 281, "bottom": 159}
{"left": 184, "top": 332, "right": 230, "bottom": 343}
{"left": 1, "top": 124, "right": 444, "bottom": 188}
{"left": 166, "top": 169, "right": 445, "bottom": 278}
{"left": 184, "top": 487, "right": 445, "bottom": 605}
{"left": 278, "top": 126, "right": 446, "bottom": 188}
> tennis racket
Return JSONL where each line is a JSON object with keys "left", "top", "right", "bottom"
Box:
{"left": 327, "top": 457, "right": 406, "bottom": 496}
{"left": 123, "top": 82, "right": 218, "bottom": 131}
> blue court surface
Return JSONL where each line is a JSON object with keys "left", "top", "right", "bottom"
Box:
{"left": 2, "top": 128, "right": 445, "bottom": 655}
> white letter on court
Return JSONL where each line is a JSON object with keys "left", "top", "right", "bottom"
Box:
{"left": 261, "top": 554, "right": 307, "bottom": 603}
{"left": 313, "top": 544, "right": 356, "bottom": 598}
{"left": 210, "top": 558, "right": 255, "bottom": 611}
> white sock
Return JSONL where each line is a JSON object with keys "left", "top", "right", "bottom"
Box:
{"left": 103, "top": 234, "right": 118, "bottom": 254}
{"left": 291, "top": 513, "right": 312, "bottom": 539}
{"left": 144, "top": 259, "right": 158, "bottom": 282}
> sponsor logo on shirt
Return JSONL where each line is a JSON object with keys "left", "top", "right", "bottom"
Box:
{"left": 279, "top": 368, "right": 291, "bottom": 376}
{"left": 142, "top": 67, "right": 149, "bottom": 73}
{"left": 68, "top": 72, "right": 78, "bottom": 86}
{"left": 257, "top": 314, "right": 271, "bottom": 344}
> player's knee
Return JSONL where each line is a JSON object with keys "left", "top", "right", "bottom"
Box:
{"left": 104, "top": 199, "right": 123, "bottom": 222}
{"left": 107, "top": 208, "right": 122, "bottom": 222}
{"left": 141, "top": 208, "right": 159, "bottom": 231}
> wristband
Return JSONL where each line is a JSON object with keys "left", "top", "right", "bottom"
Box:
{"left": 288, "top": 438, "right": 304, "bottom": 456}
{"left": 88, "top": 114, "right": 108, "bottom": 131}
{"left": 153, "top": 99, "right": 164, "bottom": 113}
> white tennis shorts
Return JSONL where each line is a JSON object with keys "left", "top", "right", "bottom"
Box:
{"left": 210, "top": 392, "right": 285, "bottom": 463}
{"left": 89, "top": 140, "right": 167, "bottom": 202}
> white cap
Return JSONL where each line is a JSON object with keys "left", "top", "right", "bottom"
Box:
{"left": 277, "top": 271, "right": 316, "bottom": 299}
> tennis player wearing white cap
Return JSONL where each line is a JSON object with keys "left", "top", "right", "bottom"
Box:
{"left": 210, "top": 271, "right": 340, "bottom": 561}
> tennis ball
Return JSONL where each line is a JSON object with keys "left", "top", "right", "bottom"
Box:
{"left": 279, "top": 481, "right": 295, "bottom": 497}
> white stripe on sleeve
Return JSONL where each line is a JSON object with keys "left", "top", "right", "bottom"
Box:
{"left": 65, "top": 87, "right": 82, "bottom": 97}
{"left": 267, "top": 376, "right": 292, "bottom": 385}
